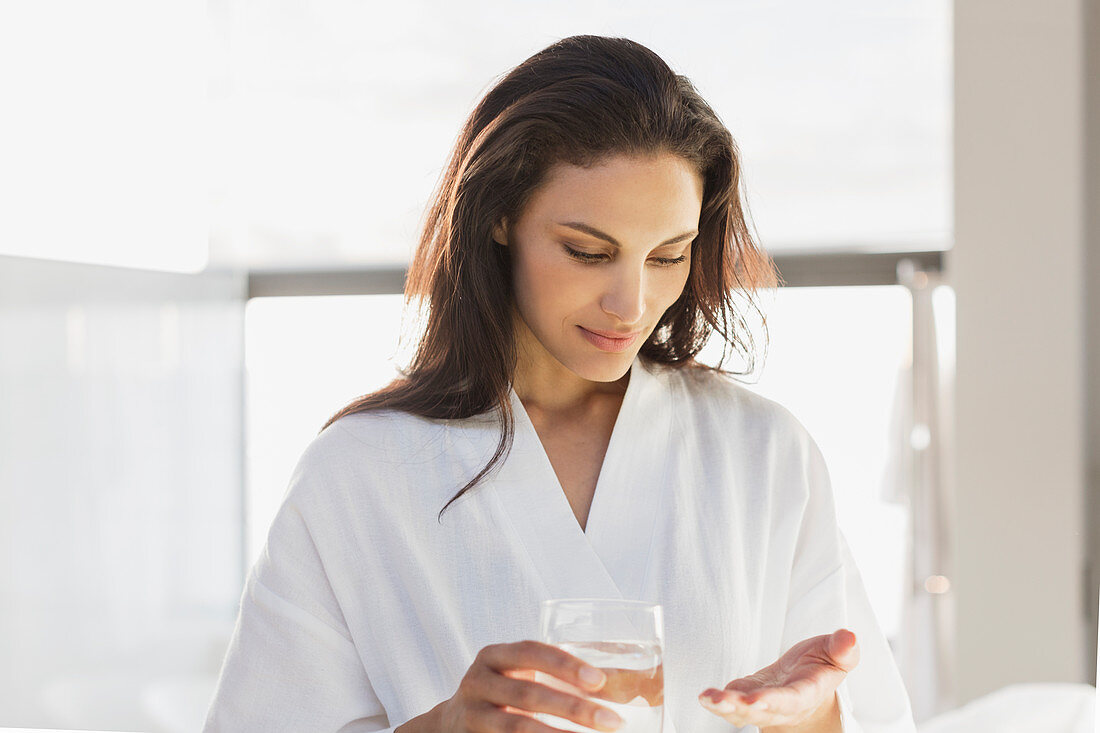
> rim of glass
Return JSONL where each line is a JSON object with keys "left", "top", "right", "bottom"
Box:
{"left": 541, "top": 598, "right": 661, "bottom": 609}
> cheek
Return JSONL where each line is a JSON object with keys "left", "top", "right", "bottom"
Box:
{"left": 512, "top": 251, "right": 581, "bottom": 319}
{"left": 651, "top": 268, "right": 691, "bottom": 308}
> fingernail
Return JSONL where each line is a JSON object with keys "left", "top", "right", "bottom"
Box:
{"left": 580, "top": 665, "right": 606, "bottom": 687}
{"left": 595, "top": 708, "right": 623, "bottom": 730}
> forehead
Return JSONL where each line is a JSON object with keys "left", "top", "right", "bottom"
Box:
{"left": 521, "top": 154, "right": 704, "bottom": 234}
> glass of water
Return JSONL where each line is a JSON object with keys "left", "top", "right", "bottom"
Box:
{"left": 535, "top": 598, "right": 664, "bottom": 733}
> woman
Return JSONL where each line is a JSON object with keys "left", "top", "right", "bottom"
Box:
{"left": 203, "top": 35, "right": 915, "bottom": 733}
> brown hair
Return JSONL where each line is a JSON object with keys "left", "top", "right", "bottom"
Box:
{"left": 321, "top": 34, "right": 781, "bottom": 520}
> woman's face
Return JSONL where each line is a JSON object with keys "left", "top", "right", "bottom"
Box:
{"left": 493, "top": 152, "right": 704, "bottom": 387}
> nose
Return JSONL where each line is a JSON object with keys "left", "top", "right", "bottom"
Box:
{"left": 600, "top": 262, "right": 646, "bottom": 326}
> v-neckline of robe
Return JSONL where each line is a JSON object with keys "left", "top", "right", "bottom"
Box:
{"left": 490, "top": 356, "right": 676, "bottom": 605}
{"left": 509, "top": 357, "right": 640, "bottom": 537}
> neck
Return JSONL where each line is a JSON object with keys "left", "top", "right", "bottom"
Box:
{"left": 511, "top": 323, "right": 631, "bottom": 415}
{"left": 512, "top": 360, "right": 630, "bottom": 416}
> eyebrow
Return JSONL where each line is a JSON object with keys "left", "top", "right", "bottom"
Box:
{"left": 556, "top": 221, "right": 698, "bottom": 249}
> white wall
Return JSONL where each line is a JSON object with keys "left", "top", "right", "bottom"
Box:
{"left": 950, "top": 0, "right": 1094, "bottom": 704}
{"left": 1086, "top": 0, "right": 1100, "bottom": 687}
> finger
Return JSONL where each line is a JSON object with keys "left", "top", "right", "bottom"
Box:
{"left": 732, "top": 678, "right": 816, "bottom": 715}
{"left": 698, "top": 690, "right": 784, "bottom": 727}
{"left": 826, "top": 629, "right": 860, "bottom": 671}
{"left": 473, "top": 672, "right": 623, "bottom": 732}
{"left": 701, "top": 687, "right": 763, "bottom": 709}
{"left": 709, "top": 685, "right": 782, "bottom": 710}
{"left": 477, "top": 702, "right": 591, "bottom": 733}
{"left": 719, "top": 679, "right": 768, "bottom": 698}
{"left": 479, "top": 641, "right": 608, "bottom": 692}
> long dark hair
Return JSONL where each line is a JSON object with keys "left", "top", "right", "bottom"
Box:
{"left": 321, "top": 35, "right": 781, "bottom": 520}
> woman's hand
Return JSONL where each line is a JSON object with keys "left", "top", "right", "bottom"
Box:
{"left": 435, "top": 640, "right": 624, "bottom": 732}
{"left": 698, "top": 629, "right": 860, "bottom": 730}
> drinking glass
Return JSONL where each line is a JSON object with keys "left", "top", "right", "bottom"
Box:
{"left": 535, "top": 598, "right": 664, "bottom": 733}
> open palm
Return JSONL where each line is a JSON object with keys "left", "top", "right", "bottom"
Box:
{"left": 698, "top": 629, "right": 860, "bottom": 729}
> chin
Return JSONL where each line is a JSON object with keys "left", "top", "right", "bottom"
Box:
{"left": 564, "top": 352, "right": 635, "bottom": 383}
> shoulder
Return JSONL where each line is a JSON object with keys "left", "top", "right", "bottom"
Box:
{"left": 283, "top": 407, "right": 451, "bottom": 507}
{"left": 659, "top": 361, "right": 813, "bottom": 448}
{"left": 323, "top": 407, "right": 444, "bottom": 450}
{"left": 658, "top": 362, "right": 831, "bottom": 510}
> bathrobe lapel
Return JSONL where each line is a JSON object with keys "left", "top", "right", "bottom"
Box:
{"left": 490, "top": 356, "right": 675, "bottom": 606}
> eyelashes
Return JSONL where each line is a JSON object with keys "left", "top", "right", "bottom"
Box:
{"left": 562, "top": 244, "right": 687, "bottom": 267}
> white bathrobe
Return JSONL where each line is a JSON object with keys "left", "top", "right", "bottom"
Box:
{"left": 203, "top": 356, "right": 915, "bottom": 733}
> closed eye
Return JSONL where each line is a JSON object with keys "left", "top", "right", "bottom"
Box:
{"left": 563, "top": 245, "right": 605, "bottom": 263}
{"left": 563, "top": 244, "right": 687, "bottom": 267}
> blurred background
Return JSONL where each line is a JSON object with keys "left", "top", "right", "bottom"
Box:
{"left": 0, "top": 0, "right": 1097, "bottom": 731}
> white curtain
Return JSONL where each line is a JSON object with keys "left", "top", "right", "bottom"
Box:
{"left": 888, "top": 266, "right": 956, "bottom": 722}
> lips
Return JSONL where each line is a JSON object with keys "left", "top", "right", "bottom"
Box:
{"left": 583, "top": 327, "right": 642, "bottom": 339}
{"left": 578, "top": 326, "right": 642, "bottom": 353}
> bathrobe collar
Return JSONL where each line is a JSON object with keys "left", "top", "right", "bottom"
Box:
{"left": 490, "top": 356, "right": 676, "bottom": 606}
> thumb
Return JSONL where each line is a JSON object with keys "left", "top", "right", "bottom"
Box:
{"left": 827, "top": 629, "right": 860, "bottom": 671}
